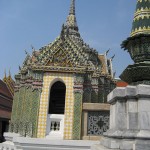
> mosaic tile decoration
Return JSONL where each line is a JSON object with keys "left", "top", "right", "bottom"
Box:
{"left": 72, "top": 92, "right": 82, "bottom": 140}
{"left": 37, "top": 72, "right": 74, "bottom": 140}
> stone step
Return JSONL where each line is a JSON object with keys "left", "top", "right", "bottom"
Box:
{"left": 0, "top": 137, "right": 99, "bottom": 150}
{"left": 91, "top": 144, "right": 119, "bottom": 150}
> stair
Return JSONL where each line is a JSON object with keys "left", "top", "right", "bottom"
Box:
{"left": 0, "top": 135, "right": 99, "bottom": 150}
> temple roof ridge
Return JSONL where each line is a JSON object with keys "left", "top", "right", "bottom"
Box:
{"left": 17, "top": 0, "right": 105, "bottom": 75}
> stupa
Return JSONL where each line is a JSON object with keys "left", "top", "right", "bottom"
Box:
{"left": 92, "top": 0, "right": 150, "bottom": 149}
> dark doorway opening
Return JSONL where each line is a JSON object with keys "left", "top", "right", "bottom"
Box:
{"left": 49, "top": 81, "right": 66, "bottom": 114}
{"left": 0, "top": 120, "right": 9, "bottom": 143}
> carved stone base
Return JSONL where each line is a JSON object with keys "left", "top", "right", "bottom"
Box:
{"left": 92, "top": 84, "right": 150, "bottom": 150}
{"left": 120, "top": 62, "right": 150, "bottom": 85}
{"left": 101, "top": 137, "right": 135, "bottom": 150}
{"left": 92, "top": 137, "right": 150, "bottom": 150}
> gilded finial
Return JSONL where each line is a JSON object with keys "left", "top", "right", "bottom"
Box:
{"left": 25, "top": 49, "right": 28, "bottom": 55}
{"left": 4, "top": 69, "right": 6, "bottom": 78}
{"left": 9, "top": 68, "right": 11, "bottom": 77}
{"left": 31, "top": 45, "right": 35, "bottom": 52}
{"left": 19, "top": 66, "right": 21, "bottom": 71}
{"left": 3, "top": 69, "right": 7, "bottom": 82}
{"left": 106, "top": 49, "right": 110, "bottom": 56}
{"left": 111, "top": 54, "right": 115, "bottom": 61}
{"left": 60, "top": 24, "right": 65, "bottom": 41}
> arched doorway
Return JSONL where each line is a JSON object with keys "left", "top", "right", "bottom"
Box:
{"left": 49, "top": 81, "right": 66, "bottom": 114}
{"left": 46, "top": 81, "right": 66, "bottom": 139}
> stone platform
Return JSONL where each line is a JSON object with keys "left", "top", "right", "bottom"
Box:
{"left": 92, "top": 84, "right": 150, "bottom": 150}
{"left": 91, "top": 144, "right": 118, "bottom": 150}
{"left": 0, "top": 133, "right": 99, "bottom": 150}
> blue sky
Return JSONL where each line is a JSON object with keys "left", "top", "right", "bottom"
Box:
{"left": 0, "top": 0, "right": 137, "bottom": 79}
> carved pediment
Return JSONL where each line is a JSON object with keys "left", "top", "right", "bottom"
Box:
{"left": 45, "top": 49, "right": 74, "bottom": 67}
{"left": 31, "top": 35, "right": 101, "bottom": 72}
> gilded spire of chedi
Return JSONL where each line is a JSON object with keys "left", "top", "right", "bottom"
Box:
{"left": 131, "top": 0, "right": 150, "bottom": 37}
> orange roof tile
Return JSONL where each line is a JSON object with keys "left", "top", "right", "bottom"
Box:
{"left": 116, "top": 81, "right": 128, "bottom": 87}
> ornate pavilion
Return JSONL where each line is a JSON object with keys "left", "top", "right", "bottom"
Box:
{"left": 8, "top": 0, "right": 115, "bottom": 141}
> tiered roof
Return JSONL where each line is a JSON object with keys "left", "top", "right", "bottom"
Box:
{"left": 19, "top": 0, "right": 101, "bottom": 75}
{"left": 98, "top": 54, "right": 113, "bottom": 78}
{"left": 17, "top": 0, "right": 115, "bottom": 80}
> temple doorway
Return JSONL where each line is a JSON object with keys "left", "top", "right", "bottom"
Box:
{"left": 46, "top": 81, "right": 66, "bottom": 139}
{"left": 49, "top": 81, "right": 66, "bottom": 114}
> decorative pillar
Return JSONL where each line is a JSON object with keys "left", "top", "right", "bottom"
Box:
{"left": 91, "top": 77, "right": 99, "bottom": 103}
{"left": 83, "top": 73, "right": 92, "bottom": 103}
{"left": 72, "top": 74, "right": 84, "bottom": 140}
{"left": 31, "top": 88, "right": 41, "bottom": 137}
{"left": 98, "top": 77, "right": 105, "bottom": 103}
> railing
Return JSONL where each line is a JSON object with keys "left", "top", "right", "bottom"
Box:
{"left": 46, "top": 114, "right": 64, "bottom": 139}
{"left": 50, "top": 121, "right": 60, "bottom": 131}
{"left": 0, "top": 141, "right": 15, "bottom": 150}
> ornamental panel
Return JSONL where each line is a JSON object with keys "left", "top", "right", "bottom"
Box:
{"left": 88, "top": 111, "right": 109, "bottom": 135}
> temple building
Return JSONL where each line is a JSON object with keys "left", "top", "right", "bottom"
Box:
{"left": 0, "top": 73, "right": 14, "bottom": 142}
{"left": 8, "top": 0, "right": 115, "bottom": 141}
